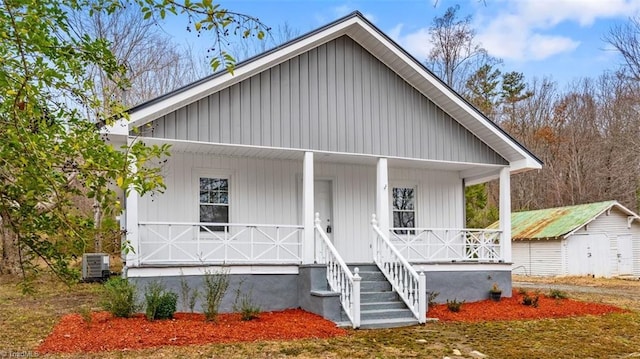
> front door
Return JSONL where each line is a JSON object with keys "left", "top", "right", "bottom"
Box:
{"left": 617, "top": 234, "right": 633, "bottom": 275}
{"left": 314, "top": 180, "right": 334, "bottom": 242}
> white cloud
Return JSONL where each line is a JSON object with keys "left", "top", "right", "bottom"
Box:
{"left": 332, "top": 5, "right": 352, "bottom": 18}
{"left": 388, "top": 24, "right": 433, "bottom": 62}
{"left": 475, "top": 0, "right": 640, "bottom": 61}
{"left": 362, "top": 12, "right": 377, "bottom": 24}
{"left": 402, "top": 27, "right": 433, "bottom": 61}
{"left": 518, "top": 0, "right": 640, "bottom": 27}
{"left": 529, "top": 34, "right": 580, "bottom": 60}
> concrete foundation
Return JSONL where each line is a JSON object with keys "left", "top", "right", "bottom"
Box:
{"left": 126, "top": 263, "right": 511, "bottom": 320}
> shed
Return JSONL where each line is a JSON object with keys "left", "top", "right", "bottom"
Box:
{"left": 491, "top": 201, "right": 640, "bottom": 277}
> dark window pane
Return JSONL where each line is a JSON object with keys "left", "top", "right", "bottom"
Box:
{"left": 200, "top": 205, "right": 229, "bottom": 232}
{"left": 393, "top": 211, "right": 403, "bottom": 228}
{"left": 392, "top": 188, "right": 415, "bottom": 210}
{"left": 401, "top": 212, "right": 414, "bottom": 228}
{"left": 393, "top": 212, "right": 414, "bottom": 228}
{"left": 199, "top": 191, "right": 210, "bottom": 203}
{"left": 393, "top": 211, "right": 415, "bottom": 235}
{"left": 218, "top": 192, "right": 228, "bottom": 204}
{"left": 200, "top": 178, "right": 211, "bottom": 190}
{"left": 218, "top": 179, "right": 228, "bottom": 191}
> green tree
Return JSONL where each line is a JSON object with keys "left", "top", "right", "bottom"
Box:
{"left": 465, "top": 184, "right": 498, "bottom": 228}
{"left": 464, "top": 64, "right": 502, "bottom": 119}
{"left": 0, "top": 0, "right": 266, "bottom": 286}
{"left": 500, "top": 71, "right": 533, "bottom": 128}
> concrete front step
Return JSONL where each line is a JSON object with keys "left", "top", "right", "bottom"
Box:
{"left": 358, "top": 317, "right": 420, "bottom": 329}
{"left": 360, "top": 291, "right": 400, "bottom": 303}
{"left": 361, "top": 280, "right": 392, "bottom": 292}
{"left": 355, "top": 270, "right": 386, "bottom": 281}
{"left": 361, "top": 308, "right": 415, "bottom": 320}
{"left": 361, "top": 301, "right": 407, "bottom": 310}
{"left": 347, "top": 265, "right": 379, "bottom": 275}
{"left": 336, "top": 263, "right": 420, "bottom": 329}
{"left": 335, "top": 317, "right": 420, "bottom": 329}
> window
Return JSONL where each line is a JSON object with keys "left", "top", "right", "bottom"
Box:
{"left": 199, "top": 177, "right": 229, "bottom": 231}
{"left": 392, "top": 187, "right": 415, "bottom": 234}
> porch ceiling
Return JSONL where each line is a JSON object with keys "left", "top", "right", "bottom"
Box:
{"left": 137, "top": 137, "right": 504, "bottom": 176}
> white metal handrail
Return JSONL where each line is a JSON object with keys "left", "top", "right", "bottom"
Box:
{"left": 314, "top": 213, "right": 361, "bottom": 328}
{"left": 138, "top": 222, "right": 303, "bottom": 264}
{"left": 371, "top": 214, "right": 426, "bottom": 323}
{"left": 388, "top": 227, "right": 502, "bottom": 262}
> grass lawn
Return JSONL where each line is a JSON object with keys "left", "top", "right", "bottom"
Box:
{"left": 1, "top": 274, "right": 639, "bottom": 358}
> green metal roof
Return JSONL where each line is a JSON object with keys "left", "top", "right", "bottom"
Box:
{"left": 489, "top": 200, "right": 628, "bottom": 240}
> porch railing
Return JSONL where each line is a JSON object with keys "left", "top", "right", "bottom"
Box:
{"left": 388, "top": 227, "right": 502, "bottom": 262}
{"left": 371, "top": 214, "right": 426, "bottom": 324}
{"left": 137, "top": 222, "right": 303, "bottom": 264}
{"left": 314, "top": 213, "right": 361, "bottom": 328}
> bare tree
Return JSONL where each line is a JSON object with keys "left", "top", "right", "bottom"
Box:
{"left": 69, "top": 3, "right": 209, "bottom": 109}
{"left": 229, "top": 22, "right": 300, "bottom": 62}
{"left": 605, "top": 16, "right": 640, "bottom": 81}
{"left": 427, "top": 5, "right": 496, "bottom": 91}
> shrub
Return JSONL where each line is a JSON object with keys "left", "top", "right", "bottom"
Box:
{"left": 427, "top": 291, "right": 440, "bottom": 307}
{"left": 548, "top": 289, "right": 568, "bottom": 299}
{"left": 144, "top": 281, "right": 178, "bottom": 320}
{"left": 522, "top": 293, "right": 539, "bottom": 308}
{"left": 233, "top": 280, "right": 260, "bottom": 321}
{"left": 180, "top": 275, "right": 199, "bottom": 313}
{"left": 101, "top": 277, "right": 139, "bottom": 318}
{"left": 517, "top": 288, "right": 528, "bottom": 295}
{"left": 446, "top": 298, "right": 464, "bottom": 312}
{"left": 202, "top": 269, "right": 230, "bottom": 322}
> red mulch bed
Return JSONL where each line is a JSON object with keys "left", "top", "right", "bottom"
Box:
{"left": 428, "top": 290, "right": 627, "bottom": 322}
{"left": 37, "top": 309, "right": 348, "bottom": 354}
{"left": 38, "top": 291, "right": 629, "bottom": 354}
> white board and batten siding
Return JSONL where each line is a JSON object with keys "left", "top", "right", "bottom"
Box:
{"left": 138, "top": 152, "right": 464, "bottom": 263}
{"left": 570, "top": 207, "right": 640, "bottom": 277}
{"left": 512, "top": 240, "right": 563, "bottom": 276}
{"left": 143, "top": 36, "right": 506, "bottom": 167}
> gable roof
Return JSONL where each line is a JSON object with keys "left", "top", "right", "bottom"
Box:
{"left": 115, "top": 11, "right": 541, "bottom": 173}
{"left": 489, "top": 201, "right": 640, "bottom": 240}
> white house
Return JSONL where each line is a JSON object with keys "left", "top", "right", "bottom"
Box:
{"left": 503, "top": 201, "right": 640, "bottom": 278}
{"left": 106, "top": 12, "right": 541, "bottom": 328}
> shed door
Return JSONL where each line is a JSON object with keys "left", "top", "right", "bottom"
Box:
{"left": 567, "top": 234, "right": 610, "bottom": 277}
{"left": 617, "top": 234, "right": 633, "bottom": 275}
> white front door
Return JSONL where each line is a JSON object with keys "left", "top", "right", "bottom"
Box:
{"left": 617, "top": 234, "right": 633, "bottom": 275}
{"left": 314, "top": 180, "right": 334, "bottom": 242}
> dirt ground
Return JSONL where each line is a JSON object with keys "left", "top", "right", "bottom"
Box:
{"left": 512, "top": 274, "right": 640, "bottom": 311}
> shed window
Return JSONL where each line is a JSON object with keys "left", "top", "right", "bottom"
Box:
{"left": 392, "top": 187, "right": 415, "bottom": 234}
{"left": 199, "top": 177, "right": 229, "bottom": 231}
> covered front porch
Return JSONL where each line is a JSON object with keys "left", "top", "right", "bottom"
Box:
{"left": 124, "top": 138, "right": 513, "bottom": 328}
{"left": 125, "top": 138, "right": 512, "bottom": 266}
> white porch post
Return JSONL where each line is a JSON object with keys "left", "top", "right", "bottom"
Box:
{"left": 376, "top": 158, "right": 390, "bottom": 234}
{"left": 499, "top": 167, "right": 512, "bottom": 263}
{"left": 303, "top": 152, "right": 315, "bottom": 264}
{"left": 125, "top": 142, "right": 140, "bottom": 267}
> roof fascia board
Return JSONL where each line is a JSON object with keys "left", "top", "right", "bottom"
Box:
{"left": 460, "top": 167, "right": 503, "bottom": 185}
{"left": 510, "top": 158, "right": 543, "bottom": 172}
{"left": 128, "top": 17, "right": 360, "bottom": 128}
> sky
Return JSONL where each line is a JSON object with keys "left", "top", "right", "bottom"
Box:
{"left": 169, "top": 0, "right": 640, "bottom": 88}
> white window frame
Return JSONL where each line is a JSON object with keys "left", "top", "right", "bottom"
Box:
{"left": 390, "top": 183, "right": 417, "bottom": 234}
{"left": 194, "top": 169, "right": 233, "bottom": 233}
